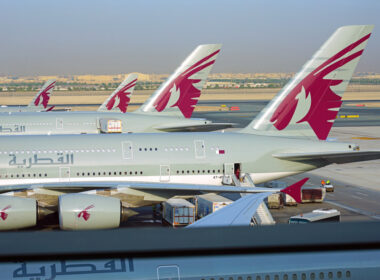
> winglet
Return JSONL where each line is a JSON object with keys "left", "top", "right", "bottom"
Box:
{"left": 98, "top": 73, "right": 138, "bottom": 113}
{"left": 280, "top": 178, "right": 308, "bottom": 203}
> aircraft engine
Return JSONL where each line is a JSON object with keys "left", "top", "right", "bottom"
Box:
{"left": 0, "top": 196, "right": 38, "bottom": 230}
{"left": 59, "top": 194, "right": 126, "bottom": 230}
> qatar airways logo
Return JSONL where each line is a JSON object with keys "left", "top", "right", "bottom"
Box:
{"left": 0, "top": 205, "right": 11, "bottom": 221}
{"left": 270, "top": 33, "right": 371, "bottom": 140}
{"left": 153, "top": 49, "right": 220, "bottom": 118}
{"left": 77, "top": 205, "right": 94, "bottom": 221}
{"left": 34, "top": 81, "right": 56, "bottom": 108}
{"left": 106, "top": 79, "right": 137, "bottom": 113}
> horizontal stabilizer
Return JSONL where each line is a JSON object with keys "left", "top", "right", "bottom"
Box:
{"left": 273, "top": 150, "right": 380, "bottom": 164}
{"left": 188, "top": 193, "right": 271, "bottom": 228}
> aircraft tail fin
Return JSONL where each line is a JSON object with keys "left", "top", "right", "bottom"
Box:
{"left": 137, "top": 44, "right": 221, "bottom": 118}
{"left": 241, "top": 25, "right": 373, "bottom": 140}
{"left": 28, "top": 79, "right": 56, "bottom": 110}
{"left": 98, "top": 73, "right": 138, "bottom": 113}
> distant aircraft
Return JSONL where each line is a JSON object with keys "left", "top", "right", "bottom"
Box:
{"left": 97, "top": 74, "right": 138, "bottom": 113}
{"left": 0, "top": 79, "right": 56, "bottom": 112}
{"left": 188, "top": 178, "right": 307, "bottom": 228}
{"left": 0, "top": 44, "right": 230, "bottom": 134}
{"left": 0, "top": 25, "right": 377, "bottom": 231}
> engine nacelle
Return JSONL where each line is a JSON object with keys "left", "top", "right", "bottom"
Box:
{"left": 59, "top": 194, "right": 123, "bottom": 230}
{"left": 0, "top": 196, "right": 37, "bottom": 230}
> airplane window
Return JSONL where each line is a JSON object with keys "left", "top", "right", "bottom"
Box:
{"left": 112, "top": 149, "right": 116, "bottom": 152}
{"left": 28, "top": 174, "right": 30, "bottom": 177}
{"left": 16, "top": 174, "right": 19, "bottom": 178}
{"left": 3, "top": 151, "right": 7, "bottom": 154}
{"left": 140, "top": 171, "right": 143, "bottom": 175}
{"left": 198, "top": 170, "right": 200, "bottom": 173}
{"left": 274, "top": 276, "right": 279, "bottom": 280}
{"left": 135, "top": 171, "right": 138, "bottom": 175}
{"left": 155, "top": 148, "right": 158, "bottom": 151}
{"left": 213, "top": 170, "right": 215, "bottom": 173}
{"left": 247, "top": 277, "right": 252, "bottom": 280}
{"left": 187, "top": 170, "right": 189, "bottom": 174}
{"left": 98, "top": 172, "right": 101, "bottom": 176}
{"left": 301, "top": 274, "right": 306, "bottom": 280}
{"left": 77, "top": 173, "right": 80, "bottom": 176}
{"left": 185, "top": 147, "right": 189, "bottom": 151}
{"left": 150, "top": 148, "right": 152, "bottom": 151}
{"left": 292, "top": 274, "right": 297, "bottom": 280}
{"left": 336, "top": 272, "right": 342, "bottom": 279}
{"left": 265, "top": 275, "right": 270, "bottom": 280}
{"left": 256, "top": 276, "right": 261, "bottom": 280}
{"left": 144, "top": 148, "right": 147, "bottom": 151}
{"left": 319, "top": 272, "right": 324, "bottom": 279}
{"left": 177, "top": 171, "right": 179, "bottom": 174}
{"left": 192, "top": 170, "right": 195, "bottom": 173}
{"left": 10, "top": 175, "right": 13, "bottom": 178}
{"left": 283, "top": 275, "right": 288, "bottom": 280}
{"left": 345, "top": 271, "right": 351, "bottom": 278}
{"left": 103, "top": 172, "right": 106, "bottom": 175}
{"left": 43, "top": 151, "right": 47, "bottom": 154}
{"left": 114, "top": 172, "right": 117, "bottom": 175}
{"left": 328, "top": 272, "right": 333, "bottom": 279}
{"left": 33, "top": 174, "right": 36, "bottom": 177}
{"left": 39, "top": 174, "right": 42, "bottom": 177}
{"left": 220, "top": 278, "right": 224, "bottom": 280}
{"left": 21, "top": 151, "right": 24, "bottom": 154}
{"left": 15, "top": 151, "right": 18, "bottom": 154}
{"left": 139, "top": 148, "right": 142, "bottom": 151}
{"left": 238, "top": 277, "right": 242, "bottom": 280}
{"left": 130, "top": 172, "right": 133, "bottom": 175}
{"left": 164, "top": 148, "right": 168, "bottom": 151}
{"left": 119, "top": 172, "right": 122, "bottom": 175}
{"left": 93, "top": 172, "right": 96, "bottom": 176}
{"left": 208, "top": 170, "right": 210, "bottom": 173}
{"left": 180, "top": 148, "right": 183, "bottom": 151}
{"left": 48, "top": 151, "right": 53, "bottom": 154}
{"left": 91, "top": 150, "right": 95, "bottom": 153}
{"left": 182, "top": 171, "right": 184, "bottom": 174}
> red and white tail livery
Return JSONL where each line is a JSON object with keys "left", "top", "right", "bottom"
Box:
{"left": 138, "top": 44, "right": 221, "bottom": 118}
{"left": 29, "top": 79, "right": 56, "bottom": 111}
{"left": 243, "top": 25, "right": 373, "bottom": 140}
{"left": 98, "top": 74, "right": 138, "bottom": 113}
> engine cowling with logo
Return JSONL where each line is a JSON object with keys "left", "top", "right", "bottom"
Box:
{"left": 0, "top": 196, "right": 38, "bottom": 230}
{"left": 58, "top": 194, "right": 123, "bottom": 230}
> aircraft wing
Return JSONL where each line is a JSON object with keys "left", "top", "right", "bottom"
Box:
{"left": 154, "top": 122, "right": 235, "bottom": 132}
{"left": 0, "top": 181, "right": 279, "bottom": 194}
{"left": 187, "top": 193, "right": 271, "bottom": 228}
{"left": 273, "top": 150, "right": 380, "bottom": 164}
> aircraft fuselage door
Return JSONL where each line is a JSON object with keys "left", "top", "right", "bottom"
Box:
{"left": 59, "top": 167, "right": 70, "bottom": 182}
{"left": 122, "top": 141, "right": 133, "bottom": 159}
{"left": 224, "top": 163, "right": 234, "bottom": 175}
{"left": 194, "top": 140, "right": 205, "bottom": 159}
{"left": 160, "top": 165, "right": 170, "bottom": 182}
{"left": 157, "top": 265, "right": 180, "bottom": 280}
{"left": 56, "top": 118, "right": 63, "bottom": 129}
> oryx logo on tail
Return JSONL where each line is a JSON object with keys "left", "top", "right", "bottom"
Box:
{"left": 34, "top": 80, "right": 56, "bottom": 108}
{"left": 106, "top": 78, "right": 137, "bottom": 113}
{"left": 270, "top": 33, "right": 371, "bottom": 140}
{"left": 153, "top": 49, "right": 220, "bottom": 118}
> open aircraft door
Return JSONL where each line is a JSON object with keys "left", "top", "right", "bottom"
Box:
{"left": 222, "top": 163, "right": 234, "bottom": 185}
{"left": 157, "top": 265, "right": 180, "bottom": 280}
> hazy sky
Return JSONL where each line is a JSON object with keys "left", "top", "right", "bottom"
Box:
{"left": 0, "top": 0, "right": 379, "bottom": 75}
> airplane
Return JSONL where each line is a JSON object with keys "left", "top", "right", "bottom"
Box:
{"left": 0, "top": 79, "right": 56, "bottom": 112}
{"left": 0, "top": 44, "right": 232, "bottom": 135}
{"left": 0, "top": 25, "right": 377, "bottom": 231}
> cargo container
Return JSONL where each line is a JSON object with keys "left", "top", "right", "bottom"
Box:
{"left": 99, "top": 119, "right": 122, "bottom": 133}
{"left": 267, "top": 193, "right": 284, "bottom": 209}
{"left": 301, "top": 187, "right": 326, "bottom": 203}
{"left": 196, "top": 194, "right": 233, "bottom": 218}
{"left": 284, "top": 194, "right": 298, "bottom": 206}
{"left": 288, "top": 209, "right": 340, "bottom": 224}
{"left": 162, "top": 199, "right": 195, "bottom": 227}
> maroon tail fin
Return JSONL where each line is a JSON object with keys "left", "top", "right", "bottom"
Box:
{"left": 280, "top": 178, "right": 309, "bottom": 203}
